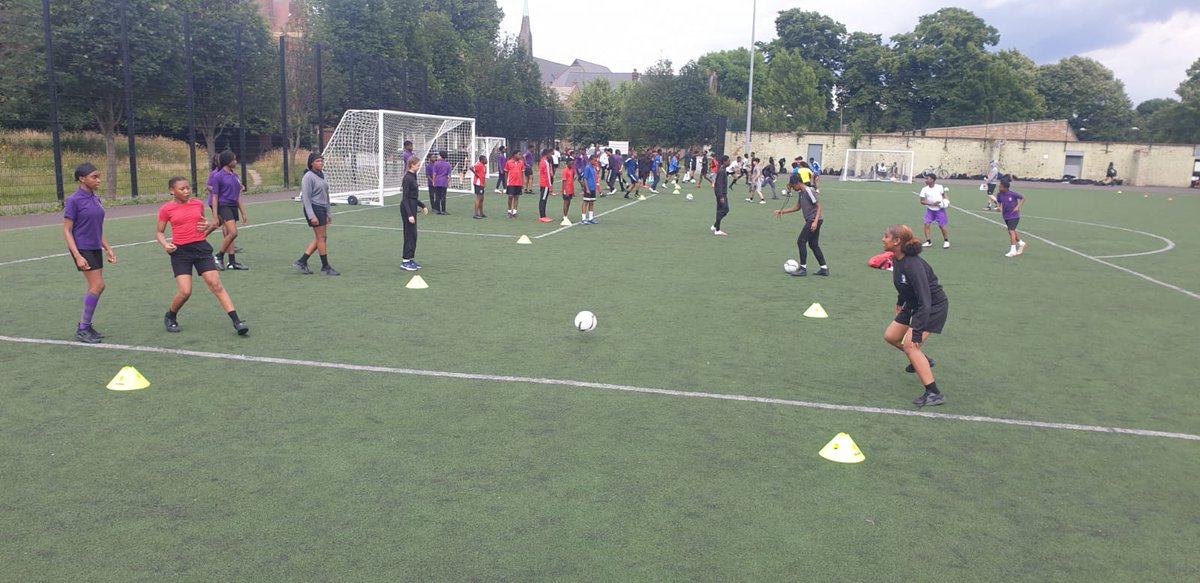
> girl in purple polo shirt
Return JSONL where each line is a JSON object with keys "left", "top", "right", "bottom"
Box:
{"left": 62, "top": 162, "right": 116, "bottom": 343}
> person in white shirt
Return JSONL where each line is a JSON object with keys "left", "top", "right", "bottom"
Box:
{"left": 918, "top": 174, "right": 950, "bottom": 249}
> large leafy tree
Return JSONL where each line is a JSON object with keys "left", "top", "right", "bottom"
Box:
{"left": 836, "top": 32, "right": 896, "bottom": 133}
{"left": 1140, "top": 58, "right": 1200, "bottom": 144}
{"left": 1036, "top": 56, "right": 1134, "bottom": 141}
{"left": 46, "top": 0, "right": 180, "bottom": 198}
{"left": 564, "top": 78, "right": 622, "bottom": 146}
{"left": 696, "top": 48, "right": 766, "bottom": 104}
{"left": 177, "top": 0, "right": 275, "bottom": 165}
{"left": 890, "top": 7, "right": 999, "bottom": 129}
{"left": 770, "top": 9, "right": 847, "bottom": 72}
{"left": 938, "top": 49, "right": 1045, "bottom": 127}
{"left": 757, "top": 49, "right": 823, "bottom": 133}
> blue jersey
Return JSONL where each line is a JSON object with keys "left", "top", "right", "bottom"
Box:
{"left": 810, "top": 161, "right": 821, "bottom": 175}
{"left": 668, "top": 156, "right": 679, "bottom": 172}
{"left": 583, "top": 165, "right": 598, "bottom": 191}
{"left": 624, "top": 158, "right": 638, "bottom": 177}
{"left": 652, "top": 154, "right": 662, "bottom": 171}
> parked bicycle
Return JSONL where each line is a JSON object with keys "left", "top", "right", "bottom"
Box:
{"left": 921, "top": 164, "right": 950, "bottom": 180}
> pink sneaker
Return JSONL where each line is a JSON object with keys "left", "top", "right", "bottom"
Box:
{"left": 714, "top": 230, "right": 728, "bottom": 236}
{"left": 538, "top": 216, "right": 553, "bottom": 223}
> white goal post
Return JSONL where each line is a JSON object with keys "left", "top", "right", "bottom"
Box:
{"left": 322, "top": 109, "right": 476, "bottom": 206}
{"left": 840, "top": 149, "right": 915, "bottom": 184}
{"left": 476, "top": 137, "right": 507, "bottom": 177}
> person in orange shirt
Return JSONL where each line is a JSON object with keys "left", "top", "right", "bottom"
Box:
{"left": 537, "top": 148, "right": 555, "bottom": 222}
{"left": 471, "top": 155, "right": 488, "bottom": 219}
{"left": 504, "top": 151, "right": 525, "bottom": 218}
{"left": 560, "top": 159, "right": 576, "bottom": 222}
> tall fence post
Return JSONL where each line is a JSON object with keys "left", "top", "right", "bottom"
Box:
{"left": 184, "top": 12, "right": 198, "bottom": 190}
{"left": 315, "top": 42, "right": 323, "bottom": 151}
{"left": 236, "top": 27, "right": 247, "bottom": 187}
{"left": 119, "top": 0, "right": 138, "bottom": 198}
{"left": 40, "top": 0, "right": 64, "bottom": 204}
{"left": 279, "top": 34, "right": 289, "bottom": 188}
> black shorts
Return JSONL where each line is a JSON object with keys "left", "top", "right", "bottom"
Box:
{"left": 524, "top": 167, "right": 533, "bottom": 177}
{"left": 218, "top": 204, "right": 240, "bottom": 223}
{"left": 582, "top": 189, "right": 596, "bottom": 202}
{"left": 170, "top": 240, "right": 218, "bottom": 277}
{"left": 562, "top": 193, "right": 574, "bottom": 202}
{"left": 895, "top": 300, "right": 949, "bottom": 335}
{"left": 303, "top": 204, "right": 329, "bottom": 226}
{"left": 638, "top": 171, "right": 650, "bottom": 182}
{"left": 474, "top": 185, "right": 485, "bottom": 196}
{"left": 1005, "top": 218, "right": 1020, "bottom": 230}
{"left": 506, "top": 185, "right": 523, "bottom": 196}
{"left": 987, "top": 183, "right": 997, "bottom": 195}
{"left": 72, "top": 248, "right": 103, "bottom": 272}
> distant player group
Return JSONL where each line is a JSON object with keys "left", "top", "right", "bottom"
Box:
{"left": 61, "top": 142, "right": 1027, "bottom": 409}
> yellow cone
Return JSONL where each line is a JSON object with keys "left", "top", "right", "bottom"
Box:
{"left": 516, "top": 234, "right": 533, "bottom": 245}
{"left": 106, "top": 366, "right": 150, "bottom": 391}
{"left": 405, "top": 275, "right": 429, "bottom": 289}
{"left": 819, "top": 432, "right": 865, "bottom": 464}
{"left": 803, "top": 303, "right": 829, "bottom": 318}
{"left": 636, "top": 194, "right": 647, "bottom": 201}
{"left": 673, "top": 188, "right": 681, "bottom": 194}
{"left": 560, "top": 216, "right": 573, "bottom": 226}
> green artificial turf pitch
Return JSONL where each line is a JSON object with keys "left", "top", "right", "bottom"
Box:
{"left": 1, "top": 180, "right": 1197, "bottom": 580}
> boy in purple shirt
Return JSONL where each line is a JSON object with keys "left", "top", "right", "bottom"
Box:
{"left": 62, "top": 162, "right": 116, "bottom": 343}
{"left": 429, "top": 150, "right": 452, "bottom": 215}
{"left": 996, "top": 178, "right": 1027, "bottom": 257}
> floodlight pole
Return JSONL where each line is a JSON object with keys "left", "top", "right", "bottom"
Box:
{"left": 743, "top": 0, "right": 756, "bottom": 158}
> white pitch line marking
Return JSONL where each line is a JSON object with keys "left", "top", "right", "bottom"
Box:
{"left": 1013, "top": 215, "right": 1176, "bottom": 259}
{"left": 0, "top": 204, "right": 387, "bottom": 268}
{"left": 954, "top": 207, "right": 1200, "bottom": 300}
{"left": 535, "top": 193, "right": 656, "bottom": 239}
{"left": 311, "top": 223, "right": 517, "bottom": 238}
{"left": 1, "top": 334, "right": 1196, "bottom": 442}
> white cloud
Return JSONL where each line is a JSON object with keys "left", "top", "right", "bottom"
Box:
{"left": 1082, "top": 10, "right": 1200, "bottom": 104}
{"left": 499, "top": 0, "right": 1198, "bottom": 102}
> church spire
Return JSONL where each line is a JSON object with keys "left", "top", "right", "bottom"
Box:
{"left": 517, "top": 0, "right": 533, "bottom": 57}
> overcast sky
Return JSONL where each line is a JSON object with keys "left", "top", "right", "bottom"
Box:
{"left": 498, "top": 0, "right": 1200, "bottom": 105}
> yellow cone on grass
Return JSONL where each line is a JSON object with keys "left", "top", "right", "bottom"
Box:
{"left": 405, "top": 275, "right": 429, "bottom": 289}
{"left": 803, "top": 303, "right": 829, "bottom": 318}
{"left": 560, "top": 217, "right": 573, "bottom": 226}
{"left": 819, "top": 432, "right": 865, "bottom": 463}
{"left": 107, "top": 366, "right": 150, "bottom": 391}
{"left": 516, "top": 234, "right": 533, "bottom": 245}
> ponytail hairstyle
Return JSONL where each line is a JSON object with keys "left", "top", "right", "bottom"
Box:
{"left": 887, "top": 224, "right": 924, "bottom": 256}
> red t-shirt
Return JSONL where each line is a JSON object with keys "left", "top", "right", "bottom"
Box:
{"left": 158, "top": 198, "right": 208, "bottom": 246}
{"left": 539, "top": 158, "right": 553, "bottom": 188}
{"left": 472, "top": 162, "right": 487, "bottom": 186}
{"left": 505, "top": 160, "right": 524, "bottom": 186}
{"left": 562, "top": 165, "right": 575, "bottom": 195}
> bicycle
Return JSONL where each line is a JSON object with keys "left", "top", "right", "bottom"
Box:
{"left": 921, "top": 164, "right": 950, "bottom": 180}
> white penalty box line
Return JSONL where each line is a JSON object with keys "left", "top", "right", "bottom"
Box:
{"left": 2, "top": 334, "right": 1196, "bottom": 442}
{"left": 952, "top": 206, "right": 1200, "bottom": 300}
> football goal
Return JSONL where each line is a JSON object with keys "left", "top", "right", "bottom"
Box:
{"left": 840, "top": 149, "right": 915, "bottom": 183}
{"left": 476, "top": 137, "right": 507, "bottom": 177}
{"left": 322, "top": 109, "right": 476, "bottom": 205}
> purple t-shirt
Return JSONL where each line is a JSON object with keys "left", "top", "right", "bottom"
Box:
{"left": 402, "top": 150, "right": 414, "bottom": 168}
{"left": 430, "top": 159, "right": 452, "bottom": 188}
{"left": 211, "top": 169, "right": 241, "bottom": 206}
{"left": 997, "top": 190, "right": 1024, "bottom": 220}
{"left": 63, "top": 187, "right": 105, "bottom": 250}
{"left": 524, "top": 150, "right": 534, "bottom": 167}
{"left": 204, "top": 168, "right": 219, "bottom": 206}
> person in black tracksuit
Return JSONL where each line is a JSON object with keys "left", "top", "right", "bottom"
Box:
{"left": 400, "top": 157, "right": 428, "bottom": 271}
{"left": 711, "top": 155, "right": 730, "bottom": 236}
{"left": 882, "top": 224, "right": 949, "bottom": 407}
{"left": 774, "top": 173, "right": 827, "bottom": 276}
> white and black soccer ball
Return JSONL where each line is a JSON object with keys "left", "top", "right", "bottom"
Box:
{"left": 685, "top": 193, "right": 694, "bottom": 201}
{"left": 939, "top": 198, "right": 950, "bottom": 209}
{"left": 574, "top": 310, "right": 597, "bottom": 332}
{"left": 784, "top": 259, "right": 801, "bottom": 275}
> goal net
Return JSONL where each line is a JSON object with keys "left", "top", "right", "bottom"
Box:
{"left": 476, "top": 137, "right": 507, "bottom": 176}
{"left": 840, "top": 149, "right": 914, "bottom": 183}
{"left": 322, "top": 109, "right": 476, "bottom": 205}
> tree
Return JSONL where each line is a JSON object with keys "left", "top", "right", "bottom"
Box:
{"left": 770, "top": 9, "right": 848, "bottom": 72}
{"left": 696, "top": 48, "right": 766, "bottom": 104}
{"left": 938, "top": 49, "right": 1045, "bottom": 127}
{"left": 564, "top": 78, "right": 621, "bottom": 146}
{"left": 757, "top": 49, "right": 823, "bottom": 132}
{"left": 890, "top": 7, "right": 999, "bottom": 129}
{"left": 620, "top": 61, "right": 715, "bottom": 146}
{"left": 1037, "top": 56, "right": 1134, "bottom": 141}
{"left": 1139, "top": 58, "right": 1200, "bottom": 144}
{"left": 178, "top": 0, "right": 275, "bottom": 165}
{"left": 837, "top": 32, "right": 896, "bottom": 132}
{"left": 47, "top": 0, "right": 181, "bottom": 198}
{"left": 0, "top": 0, "right": 47, "bottom": 127}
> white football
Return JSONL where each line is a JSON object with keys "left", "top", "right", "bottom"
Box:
{"left": 939, "top": 198, "right": 950, "bottom": 209}
{"left": 979, "top": 183, "right": 987, "bottom": 191}
{"left": 574, "top": 310, "right": 597, "bottom": 332}
{"left": 784, "top": 259, "right": 801, "bottom": 274}
{"left": 685, "top": 193, "right": 694, "bottom": 201}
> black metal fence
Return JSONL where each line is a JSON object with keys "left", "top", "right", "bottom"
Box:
{"left": 0, "top": 1, "right": 562, "bottom": 207}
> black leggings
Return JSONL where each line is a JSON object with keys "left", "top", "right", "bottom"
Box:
{"left": 402, "top": 218, "right": 418, "bottom": 260}
{"left": 539, "top": 187, "right": 551, "bottom": 218}
{"left": 797, "top": 219, "right": 826, "bottom": 266}
{"left": 430, "top": 187, "right": 447, "bottom": 213}
{"left": 714, "top": 201, "right": 729, "bottom": 230}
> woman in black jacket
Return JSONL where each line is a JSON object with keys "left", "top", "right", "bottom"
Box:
{"left": 882, "top": 224, "right": 949, "bottom": 407}
{"left": 400, "top": 157, "right": 429, "bottom": 271}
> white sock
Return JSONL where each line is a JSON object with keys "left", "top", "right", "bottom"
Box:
{"left": 1010, "top": 245, "right": 1017, "bottom": 252}
{"left": 800, "top": 264, "right": 807, "bottom": 269}
{"left": 820, "top": 265, "right": 828, "bottom": 269}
